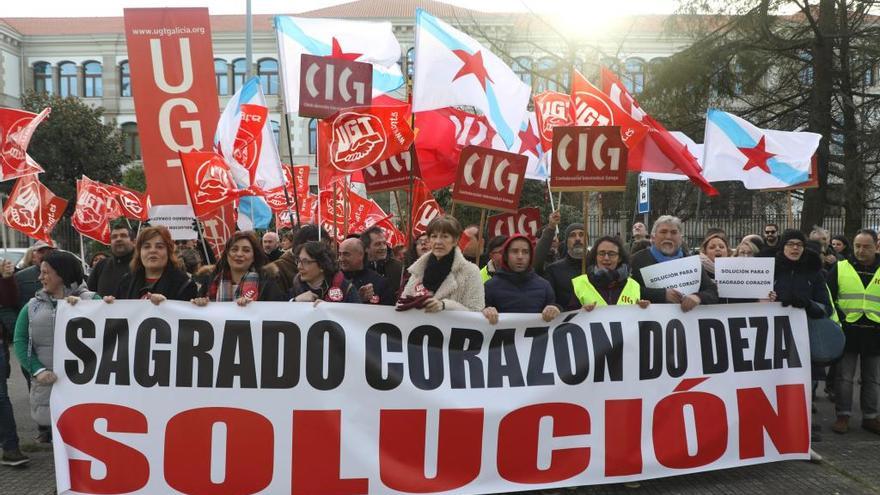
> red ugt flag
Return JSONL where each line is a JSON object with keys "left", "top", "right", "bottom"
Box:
{"left": 570, "top": 69, "right": 649, "bottom": 148}
{"left": 533, "top": 91, "right": 574, "bottom": 153}
{"left": 179, "top": 151, "right": 241, "bottom": 217}
{"left": 2, "top": 174, "right": 67, "bottom": 246}
{"left": 106, "top": 184, "right": 150, "bottom": 221}
{"left": 72, "top": 176, "right": 116, "bottom": 244}
{"left": 0, "top": 107, "right": 49, "bottom": 182}
{"left": 263, "top": 164, "right": 309, "bottom": 213}
{"left": 409, "top": 178, "right": 444, "bottom": 240}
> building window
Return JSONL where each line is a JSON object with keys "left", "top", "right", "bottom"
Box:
{"left": 535, "top": 57, "right": 558, "bottom": 93}
{"left": 271, "top": 120, "right": 281, "bottom": 150}
{"left": 308, "top": 119, "right": 317, "bottom": 155}
{"left": 513, "top": 56, "right": 532, "bottom": 87}
{"left": 215, "top": 59, "right": 229, "bottom": 96}
{"left": 33, "top": 62, "right": 53, "bottom": 94}
{"left": 59, "top": 62, "right": 78, "bottom": 97}
{"left": 257, "top": 58, "right": 279, "bottom": 95}
{"left": 83, "top": 61, "right": 102, "bottom": 97}
{"left": 406, "top": 47, "right": 415, "bottom": 79}
{"left": 623, "top": 58, "right": 645, "bottom": 94}
{"left": 121, "top": 122, "right": 140, "bottom": 160}
{"left": 119, "top": 61, "right": 131, "bottom": 97}
{"left": 232, "top": 58, "right": 247, "bottom": 94}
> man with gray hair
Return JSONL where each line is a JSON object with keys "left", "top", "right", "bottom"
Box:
{"left": 262, "top": 232, "right": 283, "bottom": 262}
{"left": 630, "top": 215, "right": 718, "bottom": 311}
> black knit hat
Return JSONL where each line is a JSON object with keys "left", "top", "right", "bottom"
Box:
{"left": 43, "top": 250, "right": 84, "bottom": 288}
{"left": 779, "top": 229, "right": 806, "bottom": 247}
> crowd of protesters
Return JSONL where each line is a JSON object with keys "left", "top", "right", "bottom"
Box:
{"left": 1, "top": 212, "right": 879, "bottom": 468}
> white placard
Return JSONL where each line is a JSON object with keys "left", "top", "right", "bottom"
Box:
{"left": 714, "top": 257, "right": 775, "bottom": 299}
{"left": 639, "top": 255, "right": 703, "bottom": 295}
{"left": 148, "top": 204, "right": 197, "bottom": 240}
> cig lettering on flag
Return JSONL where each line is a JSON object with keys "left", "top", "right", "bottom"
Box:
{"left": 274, "top": 15, "right": 405, "bottom": 115}
{"left": 702, "top": 109, "right": 820, "bottom": 190}
{"left": 412, "top": 9, "right": 530, "bottom": 149}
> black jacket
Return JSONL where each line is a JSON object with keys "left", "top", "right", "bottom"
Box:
{"left": 343, "top": 268, "right": 394, "bottom": 305}
{"left": 114, "top": 266, "right": 197, "bottom": 301}
{"left": 542, "top": 256, "right": 584, "bottom": 311}
{"left": 630, "top": 248, "right": 719, "bottom": 304}
{"left": 87, "top": 251, "right": 134, "bottom": 296}
{"left": 486, "top": 269, "right": 557, "bottom": 314}
{"left": 773, "top": 248, "right": 832, "bottom": 319}
{"left": 266, "top": 248, "right": 284, "bottom": 262}
{"left": 370, "top": 255, "right": 403, "bottom": 294}
{"left": 827, "top": 255, "right": 880, "bottom": 355}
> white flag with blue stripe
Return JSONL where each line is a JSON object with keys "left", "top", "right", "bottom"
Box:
{"left": 412, "top": 9, "right": 530, "bottom": 149}
{"left": 702, "top": 109, "right": 820, "bottom": 190}
{"left": 214, "top": 77, "right": 283, "bottom": 230}
{"left": 274, "top": 15, "right": 405, "bottom": 115}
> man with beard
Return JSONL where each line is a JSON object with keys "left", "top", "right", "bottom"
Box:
{"left": 361, "top": 226, "right": 403, "bottom": 294}
{"left": 262, "top": 232, "right": 284, "bottom": 262}
{"left": 87, "top": 225, "right": 135, "bottom": 296}
{"left": 539, "top": 221, "right": 588, "bottom": 311}
{"left": 631, "top": 215, "right": 718, "bottom": 311}
{"left": 338, "top": 238, "right": 392, "bottom": 305}
{"left": 763, "top": 223, "right": 780, "bottom": 250}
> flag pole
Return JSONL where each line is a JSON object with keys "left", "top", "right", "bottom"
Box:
{"left": 582, "top": 192, "right": 589, "bottom": 275}
{"left": 78, "top": 233, "right": 87, "bottom": 272}
{"left": 272, "top": 19, "right": 302, "bottom": 228}
{"left": 477, "top": 208, "right": 487, "bottom": 260}
{"left": 0, "top": 193, "right": 8, "bottom": 258}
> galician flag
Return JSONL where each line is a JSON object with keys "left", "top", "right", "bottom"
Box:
{"left": 214, "top": 77, "right": 283, "bottom": 230}
{"left": 702, "top": 109, "right": 820, "bottom": 190}
{"left": 412, "top": 9, "right": 530, "bottom": 149}
{"left": 493, "top": 111, "right": 548, "bottom": 181}
{"left": 274, "top": 15, "right": 405, "bottom": 115}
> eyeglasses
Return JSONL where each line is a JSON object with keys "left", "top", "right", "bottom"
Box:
{"left": 296, "top": 258, "right": 317, "bottom": 266}
{"left": 785, "top": 241, "right": 804, "bottom": 248}
{"left": 596, "top": 251, "right": 620, "bottom": 259}
{"left": 765, "top": 230, "right": 777, "bottom": 235}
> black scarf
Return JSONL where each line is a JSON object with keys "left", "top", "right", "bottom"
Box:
{"left": 422, "top": 249, "right": 456, "bottom": 292}
{"left": 588, "top": 263, "right": 631, "bottom": 289}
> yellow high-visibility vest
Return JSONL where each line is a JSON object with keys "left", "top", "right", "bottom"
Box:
{"left": 572, "top": 275, "right": 641, "bottom": 306}
{"left": 835, "top": 260, "right": 880, "bottom": 323}
{"left": 480, "top": 265, "right": 491, "bottom": 284}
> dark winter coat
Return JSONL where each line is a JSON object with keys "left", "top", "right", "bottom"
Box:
{"left": 87, "top": 251, "right": 134, "bottom": 296}
{"left": 773, "top": 248, "right": 832, "bottom": 320}
{"left": 485, "top": 268, "right": 557, "bottom": 314}
{"left": 114, "top": 265, "right": 198, "bottom": 301}
{"left": 542, "top": 256, "right": 584, "bottom": 311}
{"left": 343, "top": 268, "right": 394, "bottom": 305}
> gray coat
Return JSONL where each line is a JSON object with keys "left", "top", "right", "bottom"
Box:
{"left": 25, "top": 284, "right": 93, "bottom": 426}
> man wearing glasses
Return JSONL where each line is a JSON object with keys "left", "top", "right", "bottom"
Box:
{"left": 763, "top": 223, "right": 780, "bottom": 249}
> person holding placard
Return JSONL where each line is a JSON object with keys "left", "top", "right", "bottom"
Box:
{"left": 631, "top": 215, "right": 718, "bottom": 311}
{"left": 571, "top": 236, "right": 650, "bottom": 311}
{"left": 699, "top": 232, "right": 731, "bottom": 281}
{"left": 772, "top": 229, "right": 832, "bottom": 318}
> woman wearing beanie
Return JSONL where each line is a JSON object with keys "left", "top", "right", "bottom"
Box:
{"left": 107, "top": 226, "right": 197, "bottom": 304}
{"left": 482, "top": 234, "right": 560, "bottom": 324}
{"left": 398, "top": 215, "right": 484, "bottom": 312}
{"left": 571, "top": 236, "right": 650, "bottom": 311}
{"left": 13, "top": 250, "right": 94, "bottom": 433}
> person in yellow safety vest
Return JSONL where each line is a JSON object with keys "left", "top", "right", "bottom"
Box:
{"left": 571, "top": 236, "right": 650, "bottom": 311}
{"left": 827, "top": 229, "right": 880, "bottom": 436}
{"left": 479, "top": 235, "right": 508, "bottom": 284}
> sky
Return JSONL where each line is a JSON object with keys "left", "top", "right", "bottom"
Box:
{"left": 1, "top": 0, "right": 678, "bottom": 17}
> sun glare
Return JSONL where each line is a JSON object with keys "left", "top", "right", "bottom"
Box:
{"left": 538, "top": 0, "right": 674, "bottom": 40}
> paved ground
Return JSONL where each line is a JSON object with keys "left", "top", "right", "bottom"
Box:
{"left": 2, "top": 351, "right": 879, "bottom": 495}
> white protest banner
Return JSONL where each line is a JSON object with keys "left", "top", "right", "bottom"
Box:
{"left": 715, "top": 257, "right": 776, "bottom": 299}
{"left": 639, "top": 255, "right": 703, "bottom": 295}
{"left": 51, "top": 301, "right": 810, "bottom": 494}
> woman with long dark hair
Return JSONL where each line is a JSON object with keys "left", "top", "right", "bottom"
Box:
{"left": 572, "top": 236, "right": 649, "bottom": 311}
{"left": 106, "top": 226, "right": 197, "bottom": 303}
{"left": 290, "top": 241, "right": 361, "bottom": 303}
{"left": 192, "top": 231, "right": 285, "bottom": 306}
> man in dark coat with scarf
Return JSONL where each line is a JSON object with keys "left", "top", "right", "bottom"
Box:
{"left": 483, "top": 235, "right": 560, "bottom": 323}
{"left": 535, "top": 218, "right": 587, "bottom": 312}
{"left": 630, "top": 215, "right": 718, "bottom": 311}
